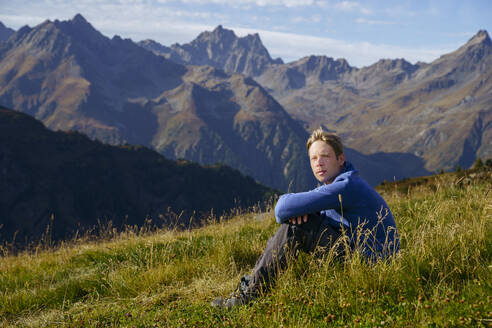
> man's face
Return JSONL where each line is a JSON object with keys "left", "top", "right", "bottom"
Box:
{"left": 309, "top": 140, "right": 346, "bottom": 184}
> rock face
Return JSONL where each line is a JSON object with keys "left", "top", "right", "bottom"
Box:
{"left": 257, "top": 55, "right": 354, "bottom": 92}
{"left": 257, "top": 30, "right": 492, "bottom": 171}
{"left": 0, "top": 22, "right": 15, "bottom": 41}
{"left": 138, "top": 25, "right": 283, "bottom": 77}
{"left": 148, "top": 65, "right": 316, "bottom": 191}
{"left": 0, "top": 106, "right": 275, "bottom": 245}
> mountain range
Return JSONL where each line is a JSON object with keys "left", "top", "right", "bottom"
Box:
{"left": 0, "top": 105, "right": 275, "bottom": 245}
{"left": 256, "top": 31, "right": 492, "bottom": 171}
{"left": 0, "top": 15, "right": 312, "bottom": 191}
{"left": 140, "top": 25, "right": 491, "bottom": 172}
{"left": 0, "top": 14, "right": 433, "bottom": 192}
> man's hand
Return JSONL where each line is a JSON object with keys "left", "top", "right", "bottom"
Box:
{"left": 289, "top": 214, "right": 308, "bottom": 225}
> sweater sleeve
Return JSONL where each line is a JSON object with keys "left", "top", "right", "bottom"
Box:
{"left": 274, "top": 176, "right": 351, "bottom": 223}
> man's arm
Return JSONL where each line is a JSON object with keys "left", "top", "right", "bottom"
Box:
{"left": 275, "top": 177, "right": 350, "bottom": 224}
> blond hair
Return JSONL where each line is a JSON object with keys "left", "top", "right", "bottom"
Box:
{"left": 306, "top": 127, "right": 344, "bottom": 158}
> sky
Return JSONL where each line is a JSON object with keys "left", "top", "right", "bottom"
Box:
{"left": 0, "top": 0, "right": 491, "bottom": 67}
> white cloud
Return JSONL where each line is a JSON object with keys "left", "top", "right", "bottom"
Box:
{"left": 384, "top": 6, "right": 416, "bottom": 17}
{"left": 334, "top": 1, "right": 372, "bottom": 15}
{"left": 355, "top": 17, "right": 395, "bottom": 25}
{"left": 0, "top": 0, "right": 464, "bottom": 68}
{"left": 425, "top": 6, "right": 440, "bottom": 16}
{"left": 291, "top": 14, "right": 321, "bottom": 24}
{"left": 442, "top": 31, "right": 475, "bottom": 38}
{"left": 178, "top": 0, "right": 315, "bottom": 7}
{"left": 334, "top": 1, "right": 356, "bottom": 11}
{"left": 0, "top": 14, "right": 49, "bottom": 27}
{"left": 93, "top": 18, "right": 214, "bottom": 44}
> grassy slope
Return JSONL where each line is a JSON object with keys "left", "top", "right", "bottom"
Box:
{"left": 0, "top": 170, "right": 491, "bottom": 327}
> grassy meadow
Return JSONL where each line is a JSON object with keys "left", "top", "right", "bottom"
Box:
{"left": 0, "top": 169, "right": 491, "bottom": 327}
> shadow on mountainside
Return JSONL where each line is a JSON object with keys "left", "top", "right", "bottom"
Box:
{"left": 0, "top": 106, "right": 277, "bottom": 249}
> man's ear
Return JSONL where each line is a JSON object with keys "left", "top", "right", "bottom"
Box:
{"left": 338, "top": 153, "right": 346, "bottom": 166}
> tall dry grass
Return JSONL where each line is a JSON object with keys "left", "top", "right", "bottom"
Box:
{"left": 0, "top": 173, "right": 490, "bottom": 327}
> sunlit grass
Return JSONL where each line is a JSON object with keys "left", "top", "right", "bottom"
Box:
{"left": 0, "top": 171, "right": 491, "bottom": 327}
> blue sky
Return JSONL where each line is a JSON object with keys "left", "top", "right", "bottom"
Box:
{"left": 1, "top": 0, "right": 490, "bottom": 67}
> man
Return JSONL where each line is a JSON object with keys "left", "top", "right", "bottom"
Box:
{"left": 211, "top": 128, "right": 399, "bottom": 309}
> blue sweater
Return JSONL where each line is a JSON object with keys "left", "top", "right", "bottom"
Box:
{"left": 275, "top": 162, "right": 399, "bottom": 258}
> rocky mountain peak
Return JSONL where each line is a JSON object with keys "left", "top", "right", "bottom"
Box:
{"left": 372, "top": 58, "right": 416, "bottom": 72}
{"left": 7, "top": 14, "right": 105, "bottom": 52}
{"left": 72, "top": 13, "right": 89, "bottom": 25}
{"left": 197, "top": 24, "right": 236, "bottom": 44}
{"left": 426, "top": 29, "right": 492, "bottom": 76}
{"left": 212, "top": 24, "right": 229, "bottom": 35}
{"left": 450, "top": 29, "right": 492, "bottom": 58}
{"left": 336, "top": 58, "right": 350, "bottom": 68}
{"left": 294, "top": 55, "right": 353, "bottom": 81}
{"left": 141, "top": 25, "right": 282, "bottom": 76}
{"left": 55, "top": 13, "right": 106, "bottom": 45}
{"left": 297, "top": 55, "right": 330, "bottom": 70}
{"left": 140, "top": 39, "right": 163, "bottom": 48}
{"left": 137, "top": 39, "right": 172, "bottom": 57}
{"left": 0, "top": 22, "right": 15, "bottom": 41}
{"left": 5, "top": 19, "right": 67, "bottom": 54}
{"left": 466, "top": 30, "right": 492, "bottom": 48}
{"left": 243, "top": 32, "right": 261, "bottom": 43}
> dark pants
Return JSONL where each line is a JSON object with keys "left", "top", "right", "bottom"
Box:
{"left": 249, "top": 214, "right": 344, "bottom": 293}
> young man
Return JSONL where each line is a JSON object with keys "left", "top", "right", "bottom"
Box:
{"left": 211, "top": 128, "right": 399, "bottom": 309}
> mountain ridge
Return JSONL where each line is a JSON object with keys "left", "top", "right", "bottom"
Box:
{"left": 138, "top": 24, "right": 283, "bottom": 77}
{"left": 0, "top": 22, "right": 15, "bottom": 41}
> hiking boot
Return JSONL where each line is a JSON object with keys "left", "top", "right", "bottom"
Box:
{"left": 210, "top": 275, "right": 256, "bottom": 309}
{"left": 210, "top": 294, "right": 248, "bottom": 309}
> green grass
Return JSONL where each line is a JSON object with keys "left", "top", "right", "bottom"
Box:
{"left": 1, "top": 171, "right": 491, "bottom": 327}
